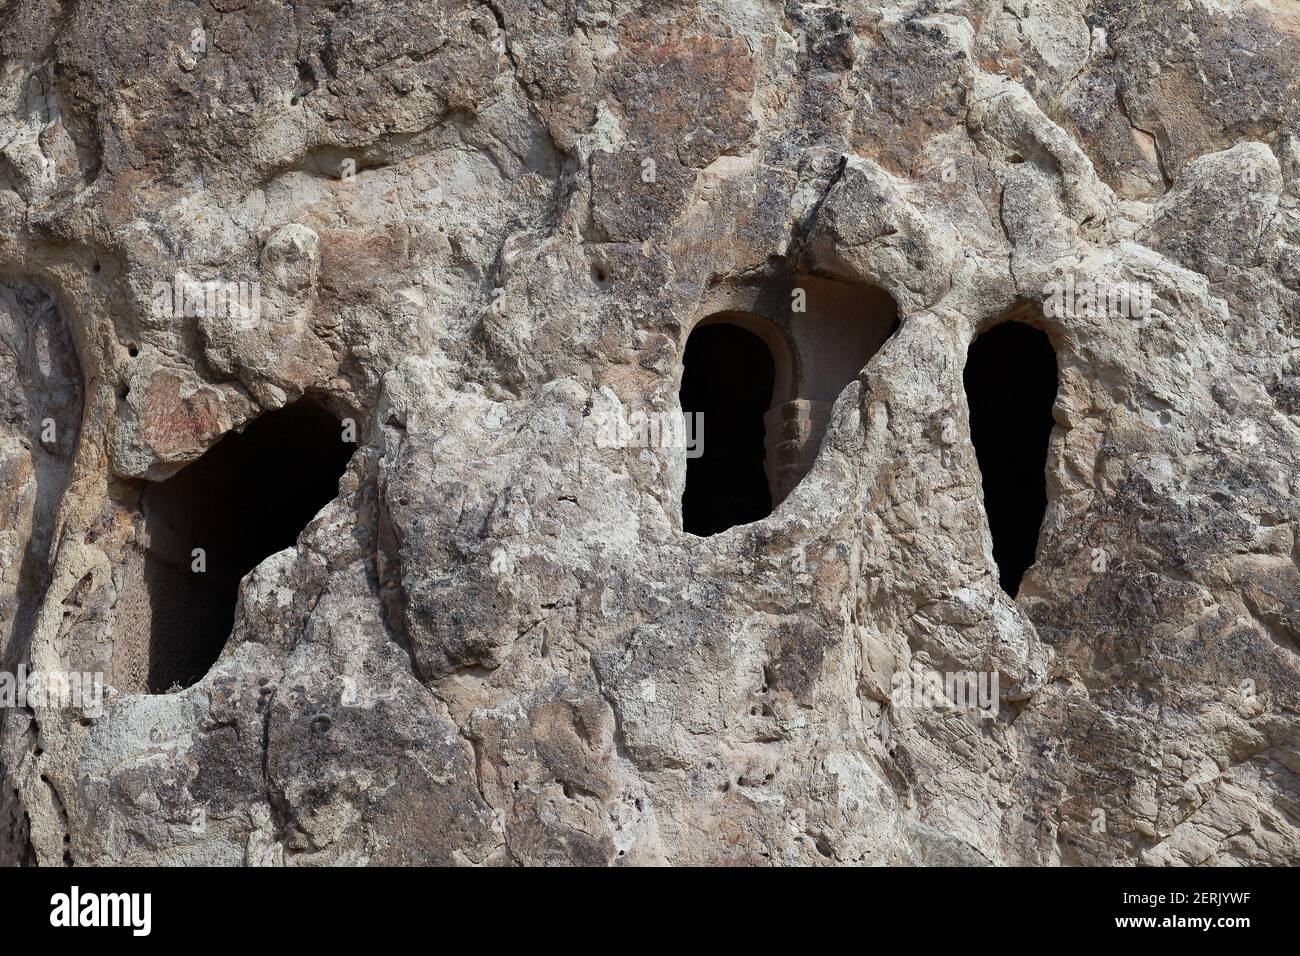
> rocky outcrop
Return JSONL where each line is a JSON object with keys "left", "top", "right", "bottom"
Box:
{"left": 0, "top": 0, "right": 1297, "bottom": 866}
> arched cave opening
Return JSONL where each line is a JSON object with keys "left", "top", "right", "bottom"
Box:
{"left": 963, "top": 320, "right": 1058, "bottom": 597}
{"left": 120, "top": 398, "right": 355, "bottom": 692}
{"left": 680, "top": 323, "right": 775, "bottom": 536}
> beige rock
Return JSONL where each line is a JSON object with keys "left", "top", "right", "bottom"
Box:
{"left": 0, "top": 0, "right": 1297, "bottom": 867}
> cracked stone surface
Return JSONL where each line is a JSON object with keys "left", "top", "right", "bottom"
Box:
{"left": 1, "top": 0, "right": 1298, "bottom": 866}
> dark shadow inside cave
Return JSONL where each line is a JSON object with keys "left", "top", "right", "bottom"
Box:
{"left": 127, "top": 399, "right": 355, "bottom": 692}
{"left": 963, "top": 321, "right": 1058, "bottom": 597}
{"left": 680, "top": 323, "right": 775, "bottom": 536}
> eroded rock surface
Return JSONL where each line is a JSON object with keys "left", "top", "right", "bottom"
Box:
{"left": 0, "top": 0, "right": 1298, "bottom": 866}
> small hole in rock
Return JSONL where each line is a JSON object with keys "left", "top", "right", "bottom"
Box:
{"left": 680, "top": 281, "right": 898, "bottom": 536}
{"left": 963, "top": 320, "right": 1058, "bottom": 596}
{"left": 113, "top": 398, "right": 356, "bottom": 693}
{"left": 680, "top": 323, "right": 774, "bottom": 535}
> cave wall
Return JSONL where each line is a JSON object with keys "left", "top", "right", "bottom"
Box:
{"left": 0, "top": 0, "right": 1297, "bottom": 865}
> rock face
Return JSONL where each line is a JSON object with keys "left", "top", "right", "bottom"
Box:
{"left": 1, "top": 0, "right": 1298, "bottom": 866}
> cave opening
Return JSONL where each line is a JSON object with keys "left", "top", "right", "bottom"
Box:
{"left": 963, "top": 320, "right": 1058, "bottom": 597}
{"left": 680, "top": 323, "right": 775, "bottom": 536}
{"left": 120, "top": 398, "right": 355, "bottom": 693}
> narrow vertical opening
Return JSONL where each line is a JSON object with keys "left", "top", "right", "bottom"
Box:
{"left": 114, "top": 398, "right": 355, "bottom": 692}
{"left": 680, "top": 323, "right": 775, "bottom": 536}
{"left": 963, "top": 320, "right": 1058, "bottom": 596}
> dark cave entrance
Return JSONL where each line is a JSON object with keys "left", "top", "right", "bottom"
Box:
{"left": 125, "top": 399, "right": 355, "bottom": 692}
{"left": 963, "top": 321, "right": 1058, "bottom": 597}
{"left": 680, "top": 323, "right": 775, "bottom": 536}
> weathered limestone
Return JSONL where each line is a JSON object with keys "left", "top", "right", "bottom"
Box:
{"left": 0, "top": 0, "right": 1297, "bottom": 866}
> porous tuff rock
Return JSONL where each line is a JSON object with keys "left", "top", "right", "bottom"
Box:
{"left": 1, "top": 0, "right": 1299, "bottom": 866}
